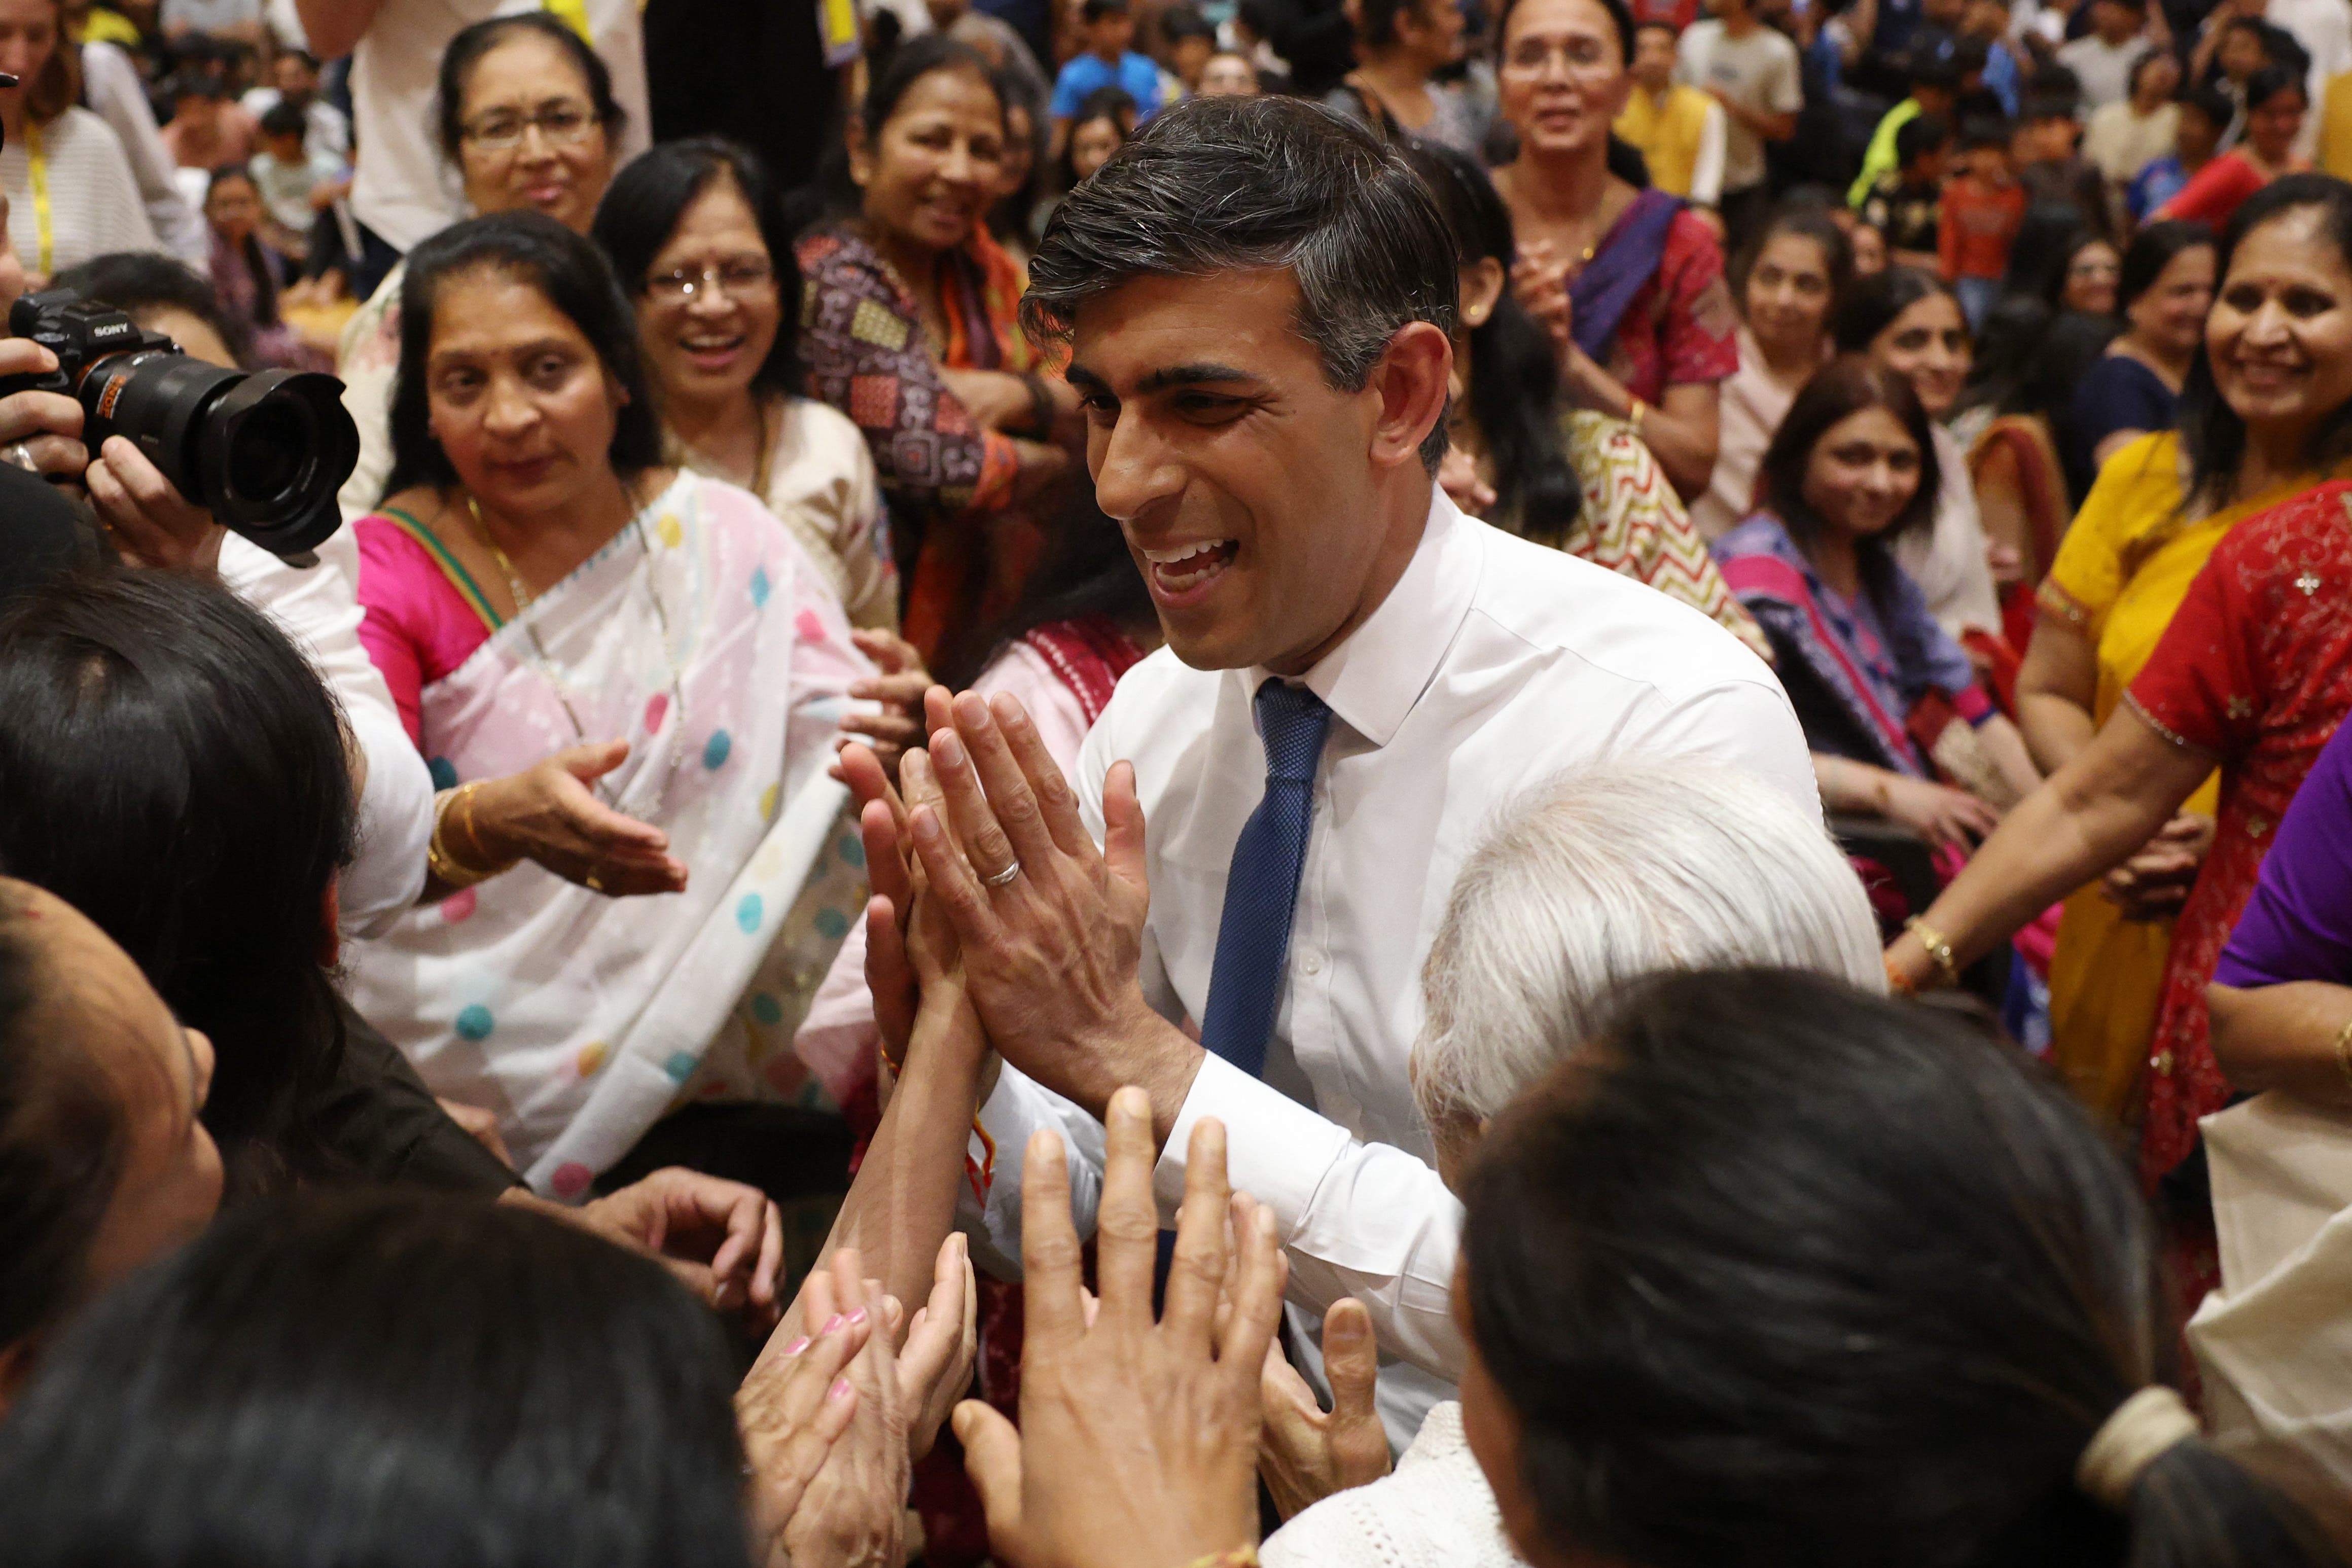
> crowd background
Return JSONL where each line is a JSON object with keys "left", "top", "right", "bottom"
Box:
{"left": 2, "top": 0, "right": 2352, "bottom": 1561}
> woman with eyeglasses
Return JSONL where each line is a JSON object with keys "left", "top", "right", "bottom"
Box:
{"left": 335, "top": 13, "right": 627, "bottom": 517}
{"left": 594, "top": 138, "right": 898, "bottom": 635}
{"left": 1489, "top": 0, "right": 1736, "bottom": 503}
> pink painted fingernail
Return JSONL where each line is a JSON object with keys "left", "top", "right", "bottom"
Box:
{"left": 820, "top": 1313, "right": 845, "bottom": 1334}
{"left": 779, "top": 1336, "right": 810, "bottom": 1357}
{"left": 830, "top": 1378, "right": 853, "bottom": 1401}
{"left": 846, "top": 1306, "right": 868, "bottom": 1327}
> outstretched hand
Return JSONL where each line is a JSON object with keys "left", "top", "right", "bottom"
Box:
{"left": 954, "top": 1093, "right": 1288, "bottom": 1568}
{"left": 472, "top": 740, "right": 689, "bottom": 896}
{"left": 577, "top": 1166, "right": 786, "bottom": 1325}
{"left": 1259, "top": 1298, "right": 1392, "bottom": 1519}
{"left": 832, "top": 629, "right": 933, "bottom": 784}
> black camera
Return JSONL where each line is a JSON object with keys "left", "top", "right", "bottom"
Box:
{"left": 0, "top": 290, "right": 360, "bottom": 556}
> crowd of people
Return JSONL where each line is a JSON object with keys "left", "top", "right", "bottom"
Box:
{"left": 1, "top": 0, "right": 2351, "bottom": 1562}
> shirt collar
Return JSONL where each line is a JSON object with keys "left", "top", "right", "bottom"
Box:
{"left": 1241, "top": 487, "right": 1471, "bottom": 750}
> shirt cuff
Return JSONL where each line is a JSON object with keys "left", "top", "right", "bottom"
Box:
{"left": 1153, "top": 1050, "right": 1355, "bottom": 1230}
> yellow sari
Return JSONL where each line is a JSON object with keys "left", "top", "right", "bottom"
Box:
{"left": 2038, "top": 432, "right": 2313, "bottom": 1127}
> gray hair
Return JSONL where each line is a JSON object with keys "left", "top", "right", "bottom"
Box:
{"left": 1413, "top": 762, "right": 1884, "bottom": 1125}
{"left": 1020, "top": 94, "right": 1457, "bottom": 472}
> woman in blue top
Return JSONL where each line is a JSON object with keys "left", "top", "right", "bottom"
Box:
{"left": 2066, "top": 220, "right": 2217, "bottom": 491}
{"left": 1713, "top": 355, "right": 2041, "bottom": 849}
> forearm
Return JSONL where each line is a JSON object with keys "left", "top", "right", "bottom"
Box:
{"left": 1816, "top": 752, "right": 1895, "bottom": 816}
{"left": 1563, "top": 355, "right": 1716, "bottom": 496}
{"left": 1978, "top": 714, "right": 2043, "bottom": 802}
{"left": 2207, "top": 980, "right": 2352, "bottom": 1109}
{"left": 787, "top": 990, "right": 988, "bottom": 1340}
{"left": 2018, "top": 692, "right": 2096, "bottom": 773}
{"left": 293, "top": 0, "right": 383, "bottom": 57}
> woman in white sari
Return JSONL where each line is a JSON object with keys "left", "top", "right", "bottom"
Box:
{"left": 348, "top": 210, "right": 874, "bottom": 1198}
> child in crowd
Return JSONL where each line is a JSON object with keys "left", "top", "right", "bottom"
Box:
{"left": 1863, "top": 113, "right": 1949, "bottom": 270}
{"left": 2054, "top": 0, "right": 2153, "bottom": 113}
{"left": 1849, "top": 50, "right": 1961, "bottom": 206}
{"left": 246, "top": 101, "right": 345, "bottom": 264}
{"left": 1061, "top": 85, "right": 1136, "bottom": 186}
{"left": 1160, "top": 6, "right": 1217, "bottom": 97}
{"left": 1050, "top": 0, "right": 1161, "bottom": 153}
{"left": 2013, "top": 73, "right": 2113, "bottom": 236}
{"left": 160, "top": 67, "right": 261, "bottom": 173}
{"left": 1941, "top": 115, "right": 2025, "bottom": 328}
{"left": 1196, "top": 49, "right": 1263, "bottom": 94}
{"left": 2132, "top": 81, "right": 2233, "bottom": 220}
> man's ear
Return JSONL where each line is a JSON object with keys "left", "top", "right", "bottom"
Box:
{"left": 1365, "top": 320, "right": 1454, "bottom": 474}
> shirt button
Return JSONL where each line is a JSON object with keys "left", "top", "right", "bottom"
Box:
{"left": 1300, "top": 952, "right": 1324, "bottom": 976}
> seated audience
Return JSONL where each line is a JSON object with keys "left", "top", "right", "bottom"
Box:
{"left": 1050, "top": 0, "right": 1162, "bottom": 151}
{"left": 344, "top": 210, "right": 873, "bottom": 1197}
{"left": 247, "top": 100, "right": 345, "bottom": 263}
{"left": 2019, "top": 176, "right": 2346, "bottom": 1132}
{"left": 1060, "top": 83, "right": 1137, "bottom": 188}
{"left": 1492, "top": 0, "right": 1736, "bottom": 501}
{"left": 201, "top": 163, "right": 322, "bottom": 371}
{"left": 2067, "top": 219, "right": 2217, "bottom": 486}
{"left": 2158, "top": 64, "right": 2312, "bottom": 228}
{"left": 1847, "top": 217, "right": 1888, "bottom": 273}
{"left": 1849, "top": 50, "right": 1963, "bottom": 208}
{"left": 1695, "top": 201, "right": 1851, "bottom": 539}
{"left": 1832, "top": 267, "right": 2005, "bottom": 644}
{"left": 1713, "top": 356, "right": 2039, "bottom": 846}
{"left": 1324, "top": 0, "right": 1490, "bottom": 154}
{"left": 592, "top": 136, "right": 899, "bottom": 633}
{"left": 239, "top": 47, "right": 349, "bottom": 161}
{"left": 2013, "top": 72, "right": 2116, "bottom": 238}
{"left": 1403, "top": 137, "right": 1769, "bottom": 658}
{"left": 2131, "top": 82, "right": 2233, "bottom": 222}
{"left": 795, "top": 34, "right": 1071, "bottom": 664}
{"left": 2000, "top": 206, "right": 2121, "bottom": 318}
{"left": 0, "top": 0, "right": 160, "bottom": 275}
{"left": 1196, "top": 48, "right": 1264, "bottom": 94}
{"left": 2055, "top": 0, "right": 2154, "bottom": 113}
{"left": 337, "top": 11, "right": 630, "bottom": 516}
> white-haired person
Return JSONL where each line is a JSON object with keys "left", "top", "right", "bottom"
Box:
{"left": 1241, "top": 761, "right": 1882, "bottom": 1563}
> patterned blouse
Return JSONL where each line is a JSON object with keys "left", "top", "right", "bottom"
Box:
{"left": 1596, "top": 207, "right": 1741, "bottom": 406}
{"left": 2126, "top": 479, "right": 2352, "bottom": 1196}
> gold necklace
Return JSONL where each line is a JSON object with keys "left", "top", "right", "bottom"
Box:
{"left": 459, "top": 485, "right": 692, "bottom": 781}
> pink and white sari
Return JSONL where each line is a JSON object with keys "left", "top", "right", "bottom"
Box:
{"left": 345, "top": 471, "right": 873, "bottom": 1196}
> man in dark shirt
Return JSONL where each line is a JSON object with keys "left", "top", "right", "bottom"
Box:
{"left": 1862, "top": 111, "right": 1951, "bottom": 268}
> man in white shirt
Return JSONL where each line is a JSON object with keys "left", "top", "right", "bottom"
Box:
{"left": 1674, "top": 0, "right": 1802, "bottom": 251}
{"left": 852, "top": 96, "right": 1815, "bottom": 1444}
{"left": 2054, "top": 0, "right": 2151, "bottom": 113}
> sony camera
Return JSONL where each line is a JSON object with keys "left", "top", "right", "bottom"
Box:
{"left": 0, "top": 289, "right": 360, "bottom": 556}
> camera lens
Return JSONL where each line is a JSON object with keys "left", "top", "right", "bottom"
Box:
{"left": 81, "top": 353, "right": 359, "bottom": 556}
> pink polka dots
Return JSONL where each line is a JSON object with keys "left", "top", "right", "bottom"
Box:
{"left": 551, "top": 1162, "right": 593, "bottom": 1199}
{"left": 439, "top": 888, "right": 478, "bottom": 922}
{"left": 644, "top": 693, "right": 669, "bottom": 734}
{"left": 794, "top": 609, "right": 827, "bottom": 644}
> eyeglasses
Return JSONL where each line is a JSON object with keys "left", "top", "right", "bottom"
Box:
{"left": 460, "top": 102, "right": 600, "bottom": 152}
{"left": 647, "top": 258, "right": 779, "bottom": 302}
{"left": 1499, "top": 35, "right": 1619, "bottom": 79}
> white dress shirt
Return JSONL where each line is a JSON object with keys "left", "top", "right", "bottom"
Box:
{"left": 958, "top": 489, "right": 1815, "bottom": 1442}
{"left": 219, "top": 527, "right": 435, "bottom": 935}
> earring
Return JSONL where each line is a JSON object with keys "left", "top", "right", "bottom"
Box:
{"left": 1466, "top": 307, "right": 1487, "bottom": 325}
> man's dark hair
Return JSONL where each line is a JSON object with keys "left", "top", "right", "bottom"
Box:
{"left": 1959, "top": 112, "right": 2011, "bottom": 150}
{"left": 2178, "top": 81, "right": 2237, "bottom": 131}
{"left": 1081, "top": 0, "right": 1129, "bottom": 24}
{"left": 1023, "top": 96, "right": 1458, "bottom": 472}
{"left": 1894, "top": 113, "right": 1949, "bottom": 169}
{"left": 1907, "top": 49, "right": 1961, "bottom": 93}
{"left": 258, "top": 99, "right": 307, "bottom": 139}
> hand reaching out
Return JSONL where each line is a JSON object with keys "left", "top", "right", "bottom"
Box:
{"left": 2102, "top": 811, "right": 2213, "bottom": 920}
{"left": 1258, "top": 1298, "right": 1392, "bottom": 1520}
{"left": 467, "top": 740, "right": 689, "bottom": 896}
{"left": 737, "top": 1307, "right": 871, "bottom": 1565}
{"left": 575, "top": 1166, "right": 786, "bottom": 1326}
{"left": 777, "top": 1251, "right": 914, "bottom": 1568}
{"left": 954, "top": 1093, "right": 1289, "bottom": 1568}
{"left": 833, "top": 630, "right": 933, "bottom": 785}
{"left": 897, "top": 1232, "right": 980, "bottom": 1459}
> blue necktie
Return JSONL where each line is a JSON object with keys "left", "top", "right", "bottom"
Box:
{"left": 1198, "top": 679, "right": 1332, "bottom": 1079}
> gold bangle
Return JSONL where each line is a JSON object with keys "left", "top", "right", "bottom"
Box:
{"left": 2333, "top": 1015, "right": 2352, "bottom": 1096}
{"left": 1627, "top": 396, "right": 1649, "bottom": 435}
{"left": 428, "top": 781, "right": 516, "bottom": 888}
{"left": 1905, "top": 916, "right": 1962, "bottom": 989}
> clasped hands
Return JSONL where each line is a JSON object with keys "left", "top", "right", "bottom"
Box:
{"left": 838, "top": 686, "right": 1206, "bottom": 1145}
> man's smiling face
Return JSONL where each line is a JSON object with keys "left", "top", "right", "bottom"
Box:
{"left": 1067, "top": 268, "right": 1397, "bottom": 674}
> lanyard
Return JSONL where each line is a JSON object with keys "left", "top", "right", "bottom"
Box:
{"left": 24, "top": 117, "right": 52, "bottom": 276}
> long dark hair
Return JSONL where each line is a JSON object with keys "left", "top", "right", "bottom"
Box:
{"left": 2000, "top": 201, "right": 2102, "bottom": 310}
{"left": 591, "top": 135, "right": 806, "bottom": 398}
{"left": 0, "top": 1190, "right": 752, "bottom": 1568}
{"left": 2181, "top": 173, "right": 2352, "bottom": 511}
{"left": 384, "top": 210, "right": 666, "bottom": 501}
{"left": 1961, "top": 298, "right": 2118, "bottom": 421}
{"left": 938, "top": 490, "right": 1154, "bottom": 690}
{"left": 1462, "top": 968, "right": 2344, "bottom": 1568}
{"left": 801, "top": 32, "right": 1006, "bottom": 228}
{"left": 1757, "top": 355, "right": 1941, "bottom": 588}
{"left": 205, "top": 164, "right": 281, "bottom": 329}
{"left": 1831, "top": 264, "right": 1957, "bottom": 354}
{"left": 1400, "top": 137, "right": 1582, "bottom": 544}
{"left": 2116, "top": 219, "right": 2215, "bottom": 315}
{"left": 435, "top": 10, "right": 626, "bottom": 165}
{"left": 0, "top": 572, "right": 355, "bottom": 1195}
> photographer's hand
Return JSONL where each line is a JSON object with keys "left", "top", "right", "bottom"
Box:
{"left": 86, "top": 435, "right": 228, "bottom": 576}
{"left": 0, "top": 337, "right": 88, "bottom": 485}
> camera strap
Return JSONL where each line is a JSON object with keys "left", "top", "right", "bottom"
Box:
{"left": 22, "top": 118, "right": 50, "bottom": 276}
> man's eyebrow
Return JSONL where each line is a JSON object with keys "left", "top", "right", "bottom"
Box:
{"left": 1064, "top": 362, "right": 1263, "bottom": 396}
